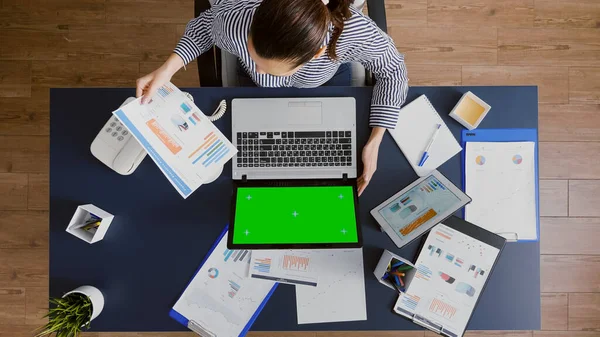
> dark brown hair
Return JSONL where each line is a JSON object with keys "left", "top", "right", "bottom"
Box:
{"left": 250, "top": 0, "right": 352, "bottom": 67}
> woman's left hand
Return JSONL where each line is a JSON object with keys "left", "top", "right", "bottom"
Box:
{"left": 358, "top": 127, "right": 385, "bottom": 196}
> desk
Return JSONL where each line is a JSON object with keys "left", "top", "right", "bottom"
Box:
{"left": 50, "top": 86, "right": 540, "bottom": 332}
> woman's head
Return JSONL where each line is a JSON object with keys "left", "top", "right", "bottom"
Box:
{"left": 249, "top": 0, "right": 352, "bottom": 76}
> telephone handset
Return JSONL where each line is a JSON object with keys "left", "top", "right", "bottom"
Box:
{"left": 91, "top": 95, "right": 227, "bottom": 175}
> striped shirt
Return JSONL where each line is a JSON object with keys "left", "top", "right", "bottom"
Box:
{"left": 174, "top": 0, "right": 409, "bottom": 129}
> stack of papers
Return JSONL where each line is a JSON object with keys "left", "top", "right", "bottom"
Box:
{"left": 114, "top": 82, "right": 236, "bottom": 198}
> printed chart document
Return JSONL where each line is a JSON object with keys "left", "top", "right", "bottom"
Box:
{"left": 250, "top": 250, "right": 318, "bottom": 287}
{"left": 114, "top": 82, "right": 236, "bottom": 198}
{"left": 465, "top": 142, "right": 537, "bottom": 240}
{"left": 394, "top": 224, "right": 501, "bottom": 337}
{"left": 171, "top": 231, "right": 275, "bottom": 337}
{"left": 295, "top": 248, "right": 367, "bottom": 324}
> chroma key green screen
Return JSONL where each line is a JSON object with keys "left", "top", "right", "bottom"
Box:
{"left": 232, "top": 186, "right": 358, "bottom": 244}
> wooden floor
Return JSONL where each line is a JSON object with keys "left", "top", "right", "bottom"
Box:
{"left": 0, "top": 0, "right": 599, "bottom": 336}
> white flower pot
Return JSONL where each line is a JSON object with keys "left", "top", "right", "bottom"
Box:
{"left": 63, "top": 285, "right": 105, "bottom": 322}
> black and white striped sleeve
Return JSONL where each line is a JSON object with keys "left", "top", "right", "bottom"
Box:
{"left": 174, "top": 8, "right": 215, "bottom": 65}
{"left": 345, "top": 18, "right": 409, "bottom": 129}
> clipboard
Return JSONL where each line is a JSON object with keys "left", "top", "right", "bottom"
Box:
{"left": 460, "top": 128, "right": 540, "bottom": 242}
{"left": 394, "top": 216, "right": 506, "bottom": 337}
{"left": 169, "top": 226, "right": 278, "bottom": 337}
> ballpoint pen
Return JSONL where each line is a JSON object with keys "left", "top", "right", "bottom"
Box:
{"left": 418, "top": 124, "right": 442, "bottom": 167}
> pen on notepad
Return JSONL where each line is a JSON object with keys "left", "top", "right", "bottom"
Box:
{"left": 418, "top": 124, "right": 442, "bottom": 167}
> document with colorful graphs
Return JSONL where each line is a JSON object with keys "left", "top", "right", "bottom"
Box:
{"left": 465, "top": 141, "right": 537, "bottom": 240}
{"left": 169, "top": 228, "right": 277, "bottom": 337}
{"left": 394, "top": 223, "right": 500, "bottom": 337}
{"left": 113, "top": 82, "right": 236, "bottom": 198}
{"left": 249, "top": 250, "right": 319, "bottom": 287}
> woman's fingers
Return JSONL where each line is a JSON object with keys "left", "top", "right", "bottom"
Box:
{"left": 135, "top": 76, "right": 150, "bottom": 98}
{"left": 357, "top": 175, "right": 368, "bottom": 196}
{"left": 141, "top": 82, "right": 160, "bottom": 104}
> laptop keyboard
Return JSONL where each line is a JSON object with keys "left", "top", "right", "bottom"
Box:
{"left": 235, "top": 131, "right": 352, "bottom": 168}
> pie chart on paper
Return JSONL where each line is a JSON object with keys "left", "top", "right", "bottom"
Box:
{"left": 512, "top": 154, "right": 523, "bottom": 165}
{"left": 475, "top": 155, "right": 486, "bottom": 165}
{"left": 208, "top": 267, "right": 219, "bottom": 279}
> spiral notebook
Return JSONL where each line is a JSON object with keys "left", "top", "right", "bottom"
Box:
{"left": 389, "top": 95, "right": 462, "bottom": 176}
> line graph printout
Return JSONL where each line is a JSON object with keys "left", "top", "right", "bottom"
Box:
{"left": 465, "top": 142, "right": 537, "bottom": 240}
{"left": 250, "top": 250, "right": 318, "bottom": 287}
{"left": 295, "top": 248, "right": 366, "bottom": 324}
{"left": 171, "top": 231, "right": 275, "bottom": 337}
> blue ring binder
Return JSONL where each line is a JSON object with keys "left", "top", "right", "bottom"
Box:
{"left": 168, "top": 225, "right": 279, "bottom": 336}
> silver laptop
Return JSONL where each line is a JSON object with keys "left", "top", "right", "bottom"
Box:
{"left": 231, "top": 97, "right": 357, "bottom": 181}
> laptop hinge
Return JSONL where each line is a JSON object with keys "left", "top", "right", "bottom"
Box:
{"left": 242, "top": 174, "right": 248, "bottom": 183}
{"left": 342, "top": 173, "right": 348, "bottom": 181}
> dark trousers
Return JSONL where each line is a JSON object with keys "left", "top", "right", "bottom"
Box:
{"left": 236, "top": 62, "right": 352, "bottom": 87}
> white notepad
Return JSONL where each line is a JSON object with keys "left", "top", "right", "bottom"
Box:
{"left": 388, "top": 95, "right": 462, "bottom": 176}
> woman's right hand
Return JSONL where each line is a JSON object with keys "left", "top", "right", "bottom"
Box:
{"left": 136, "top": 54, "right": 185, "bottom": 104}
{"left": 136, "top": 68, "right": 173, "bottom": 104}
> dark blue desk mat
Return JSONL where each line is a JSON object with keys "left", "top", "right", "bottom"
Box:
{"left": 50, "top": 86, "right": 540, "bottom": 331}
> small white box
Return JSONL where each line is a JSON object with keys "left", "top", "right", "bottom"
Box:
{"left": 374, "top": 250, "right": 417, "bottom": 292}
{"left": 449, "top": 91, "right": 491, "bottom": 130}
{"left": 66, "top": 204, "right": 114, "bottom": 244}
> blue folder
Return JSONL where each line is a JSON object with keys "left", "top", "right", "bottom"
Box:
{"left": 460, "top": 128, "right": 540, "bottom": 242}
{"left": 169, "top": 226, "right": 278, "bottom": 336}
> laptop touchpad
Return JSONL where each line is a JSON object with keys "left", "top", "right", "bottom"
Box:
{"left": 287, "top": 102, "right": 322, "bottom": 125}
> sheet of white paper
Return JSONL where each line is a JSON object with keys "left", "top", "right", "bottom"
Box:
{"left": 295, "top": 248, "right": 367, "bottom": 324}
{"left": 465, "top": 142, "right": 537, "bottom": 240}
{"left": 113, "top": 82, "right": 236, "bottom": 198}
{"left": 250, "top": 250, "right": 318, "bottom": 287}
{"left": 172, "top": 232, "right": 274, "bottom": 337}
{"left": 394, "top": 224, "right": 500, "bottom": 337}
{"left": 388, "top": 95, "right": 462, "bottom": 177}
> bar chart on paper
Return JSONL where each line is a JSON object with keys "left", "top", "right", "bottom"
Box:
{"left": 253, "top": 258, "right": 272, "bottom": 273}
{"left": 157, "top": 85, "right": 174, "bottom": 98}
{"left": 223, "top": 248, "right": 250, "bottom": 263}
{"left": 180, "top": 102, "right": 192, "bottom": 114}
{"left": 250, "top": 251, "right": 319, "bottom": 286}
{"left": 398, "top": 293, "right": 421, "bottom": 311}
{"left": 188, "top": 112, "right": 202, "bottom": 126}
{"left": 283, "top": 254, "right": 311, "bottom": 272}
{"left": 228, "top": 279, "right": 241, "bottom": 298}
{"left": 429, "top": 298, "right": 457, "bottom": 319}
{"left": 188, "top": 131, "right": 231, "bottom": 168}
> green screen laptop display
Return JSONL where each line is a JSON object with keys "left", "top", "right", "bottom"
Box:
{"left": 231, "top": 185, "right": 359, "bottom": 247}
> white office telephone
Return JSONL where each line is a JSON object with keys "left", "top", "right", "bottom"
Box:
{"left": 91, "top": 95, "right": 227, "bottom": 175}
{"left": 91, "top": 97, "right": 147, "bottom": 175}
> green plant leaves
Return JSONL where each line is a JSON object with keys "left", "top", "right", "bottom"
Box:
{"left": 35, "top": 293, "right": 93, "bottom": 337}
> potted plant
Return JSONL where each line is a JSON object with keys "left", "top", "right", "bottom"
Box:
{"left": 36, "top": 286, "right": 105, "bottom": 337}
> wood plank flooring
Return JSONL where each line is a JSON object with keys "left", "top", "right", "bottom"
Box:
{"left": 0, "top": 0, "right": 599, "bottom": 335}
